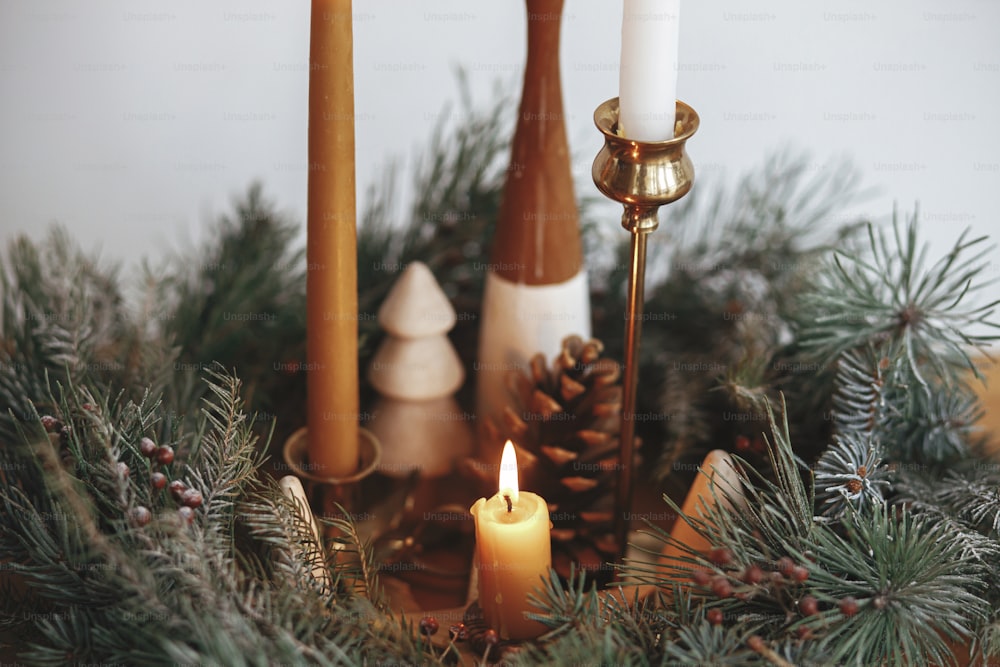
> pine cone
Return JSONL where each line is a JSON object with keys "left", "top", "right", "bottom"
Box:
{"left": 465, "top": 335, "right": 632, "bottom": 582}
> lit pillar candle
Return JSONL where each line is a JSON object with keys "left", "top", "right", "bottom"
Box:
{"left": 659, "top": 450, "right": 745, "bottom": 576}
{"left": 470, "top": 441, "right": 552, "bottom": 640}
{"left": 619, "top": 0, "right": 680, "bottom": 140}
{"left": 306, "top": 0, "right": 359, "bottom": 477}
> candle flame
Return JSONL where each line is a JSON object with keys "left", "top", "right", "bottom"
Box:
{"left": 498, "top": 440, "right": 519, "bottom": 505}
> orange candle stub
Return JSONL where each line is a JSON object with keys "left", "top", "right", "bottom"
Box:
{"left": 660, "top": 449, "right": 744, "bottom": 576}
{"left": 306, "top": 0, "right": 359, "bottom": 477}
{"left": 470, "top": 441, "right": 552, "bottom": 640}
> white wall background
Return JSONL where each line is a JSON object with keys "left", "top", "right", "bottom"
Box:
{"left": 1, "top": 1, "right": 998, "bottom": 301}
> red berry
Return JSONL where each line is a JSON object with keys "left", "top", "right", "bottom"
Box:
{"left": 799, "top": 595, "right": 818, "bottom": 616}
{"left": 180, "top": 488, "right": 203, "bottom": 509}
{"left": 129, "top": 506, "right": 151, "bottom": 527}
{"left": 797, "top": 626, "right": 813, "bottom": 640}
{"left": 839, "top": 596, "right": 859, "bottom": 617}
{"left": 776, "top": 556, "right": 795, "bottom": 576}
{"left": 178, "top": 506, "right": 195, "bottom": 524}
{"left": 41, "top": 415, "right": 62, "bottom": 433}
{"left": 139, "top": 437, "right": 157, "bottom": 458}
{"left": 151, "top": 472, "right": 167, "bottom": 490}
{"left": 169, "top": 480, "right": 187, "bottom": 499}
{"left": 449, "top": 623, "right": 467, "bottom": 641}
{"left": 419, "top": 616, "right": 439, "bottom": 636}
{"left": 116, "top": 461, "right": 130, "bottom": 479}
{"left": 791, "top": 565, "right": 809, "bottom": 583}
{"left": 735, "top": 435, "right": 751, "bottom": 451}
{"left": 711, "top": 576, "right": 732, "bottom": 598}
{"left": 742, "top": 565, "right": 764, "bottom": 585}
{"left": 707, "top": 608, "right": 724, "bottom": 625}
{"left": 156, "top": 445, "right": 174, "bottom": 465}
{"left": 709, "top": 547, "right": 733, "bottom": 566}
{"left": 483, "top": 629, "right": 499, "bottom": 646}
{"left": 691, "top": 569, "right": 711, "bottom": 586}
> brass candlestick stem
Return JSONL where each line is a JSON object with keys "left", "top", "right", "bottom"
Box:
{"left": 592, "top": 97, "right": 699, "bottom": 560}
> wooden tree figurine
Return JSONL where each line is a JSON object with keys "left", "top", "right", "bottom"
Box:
{"left": 367, "top": 262, "right": 473, "bottom": 478}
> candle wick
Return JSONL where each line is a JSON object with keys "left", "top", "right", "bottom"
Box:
{"left": 503, "top": 494, "right": 512, "bottom": 513}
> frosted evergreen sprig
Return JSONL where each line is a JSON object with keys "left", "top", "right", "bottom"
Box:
{"left": 813, "top": 432, "right": 888, "bottom": 520}
{"left": 799, "top": 506, "right": 988, "bottom": 666}
{"left": 799, "top": 212, "right": 999, "bottom": 386}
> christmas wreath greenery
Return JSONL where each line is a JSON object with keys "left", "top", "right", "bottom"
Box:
{"left": 1, "top": 88, "right": 998, "bottom": 666}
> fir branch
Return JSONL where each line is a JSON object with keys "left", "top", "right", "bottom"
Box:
{"left": 798, "top": 507, "right": 988, "bottom": 666}
{"left": 827, "top": 335, "right": 982, "bottom": 465}
{"left": 324, "top": 508, "right": 386, "bottom": 611}
{"left": 884, "top": 380, "right": 982, "bottom": 462}
{"left": 523, "top": 571, "right": 678, "bottom": 665}
{"left": 627, "top": 154, "right": 869, "bottom": 479}
{"left": 0, "top": 229, "right": 137, "bottom": 445}
{"left": 154, "top": 183, "right": 308, "bottom": 424}
{"left": 798, "top": 212, "right": 999, "bottom": 385}
{"left": 185, "top": 367, "right": 266, "bottom": 537}
{"left": 238, "top": 482, "right": 333, "bottom": 595}
{"left": 629, "top": 398, "right": 813, "bottom": 594}
{"left": 894, "top": 456, "right": 1000, "bottom": 550}
{"left": 526, "top": 566, "right": 601, "bottom": 641}
{"left": 813, "top": 432, "right": 889, "bottom": 520}
{"left": 829, "top": 346, "right": 890, "bottom": 437}
{"left": 663, "top": 623, "right": 760, "bottom": 666}
{"left": 355, "top": 71, "right": 511, "bottom": 373}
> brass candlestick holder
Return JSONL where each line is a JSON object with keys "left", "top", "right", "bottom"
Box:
{"left": 282, "top": 427, "right": 382, "bottom": 531}
{"left": 592, "top": 97, "right": 699, "bottom": 560}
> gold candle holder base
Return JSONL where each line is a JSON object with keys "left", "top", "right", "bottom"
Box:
{"left": 592, "top": 97, "right": 699, "bottom": 562}
{"left": 282, "top": 427, "right": 382, "bottom": 527}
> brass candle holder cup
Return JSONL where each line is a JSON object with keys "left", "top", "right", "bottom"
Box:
{"left": 282, "top": 427, "right": 382, "bottom": 528}
{"left": 592, "top": 97, "right": 699, "bottom": 561}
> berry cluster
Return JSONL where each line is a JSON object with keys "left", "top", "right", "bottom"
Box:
{"left": 41, "top": 411, "right": 204, "bottom": 529}
{"left": 691, "top": 548, "right": 861, "bottom": 632}
{"left": 134, "top": 436, "right": 202, "bottom": 526}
